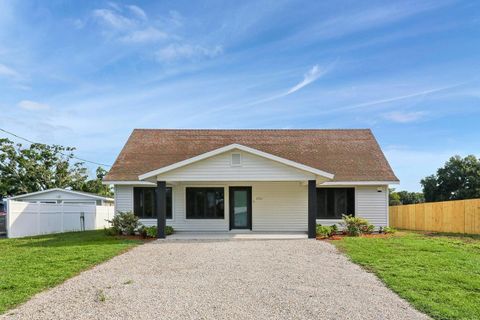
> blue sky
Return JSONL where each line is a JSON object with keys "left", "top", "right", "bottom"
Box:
{"left": 0, "top": 0, "right": 479, "bottom": 191}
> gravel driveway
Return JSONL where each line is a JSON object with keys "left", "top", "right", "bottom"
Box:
{"left": 1, "top": 239, "right": 429, "bottom": 320}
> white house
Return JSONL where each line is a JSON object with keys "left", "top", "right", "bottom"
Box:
{"left": 103, "top": 129, "right": 399, "bottom": 238}
{"left": 9, "top": 188, "right": 114, "bottom": 206}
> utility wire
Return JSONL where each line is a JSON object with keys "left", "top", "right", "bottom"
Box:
{"left": 0, "top": 128, "right": 112, "bottom": 167}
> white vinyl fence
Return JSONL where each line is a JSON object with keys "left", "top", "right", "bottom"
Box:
{"left": 6, "top": 200, "right": 113, "bottom": 238}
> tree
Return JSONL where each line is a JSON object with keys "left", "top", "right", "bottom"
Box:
{"left": 79, "top": 167, "right": 113, "bottom": 197}
{"left": 389, "top": 188, "right": 402, "bottom": 206}
{"left": 396, "top": 190, "right": 424, "bottom": 204}
{"left": 421, "top": 155, "right": 480, "bottom": 202}
{"left": 389, "top": 188, "right": 424, "bottom": 206}
{"left": 0, "top": 138, "right": 111, "bottom": 197}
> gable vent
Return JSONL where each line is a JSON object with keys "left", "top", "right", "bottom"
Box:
{"left": 231, "top": 153, "right": 242, "bottom": 166}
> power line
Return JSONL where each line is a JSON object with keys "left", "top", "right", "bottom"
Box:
{"left": 0, "top": 128, "right": 112, "bottom": 167}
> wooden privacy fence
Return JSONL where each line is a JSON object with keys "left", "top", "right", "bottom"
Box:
{"left": 389, "top": 198, "right": 480, "bottom": 234}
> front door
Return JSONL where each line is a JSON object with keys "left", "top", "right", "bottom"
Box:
{"left": 229, "top": 187, "right": 252, "bottom": 230}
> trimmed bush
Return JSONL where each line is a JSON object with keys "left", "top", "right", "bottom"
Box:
{"left": 138, "top": 225, "right": 175, "bottom": 238}
{"left": 107, "top": 211, "right": 139, "bottom": 236}
{"left": 340, "top": 215, "right": 374, "bottom": 236}
{"left": 381, "top": 226, "right": 397, "bottom": 234}
{"left": 316, "top": 224, "right": 338, "bottom": 238}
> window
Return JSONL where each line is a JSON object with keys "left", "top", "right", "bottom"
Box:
{"left": 186, "top": 187, "right": 224, "bottom": 219}
{"left": 133, "top": 187, "right": 172, "bottom": 219}
{"left": 317, "top": 188, "right": 354, "bottom": 219}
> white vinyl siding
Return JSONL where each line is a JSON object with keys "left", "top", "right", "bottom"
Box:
{"left": 114, "top": 183, "right": 389, "bottom": 231}
{"left": 120, "top": 182, "right": 308, "bottom": 232}
{"left": 252, "top": 182, "right": 307, "bottom": 231}
{"left": 356, "top": 186, "right": 388, "bottom": 227}
{"left": 114, "top": 185, "right": 133, "bottom": 213}
{"left": 156, "top": 150, "right": 315, "bottom": 181}
{"left": 316, "top": 186, "right": 388, "bottom": 228}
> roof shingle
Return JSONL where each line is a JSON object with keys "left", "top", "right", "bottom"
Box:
{"left": 104, "top": 129, "right": 398, "bottom": 182}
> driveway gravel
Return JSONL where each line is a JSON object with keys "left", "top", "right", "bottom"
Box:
{"left": 1, "top": 239, "right": 429, "bottom": 320}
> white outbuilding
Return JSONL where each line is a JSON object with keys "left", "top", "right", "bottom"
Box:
{"left": 9, "top": 188, "right": 114, "bottom": 206}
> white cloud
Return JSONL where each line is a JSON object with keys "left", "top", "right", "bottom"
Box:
{"left": 383, "top": 111, "right": 427, "bottom": 123}
{"left": 255, "top": 64, "right": 330, "bottom": 104}
{"left": 120, "top": 26, "right": 167, "bottom": 43}
{"left": 285, "top": 65, "right": 326, "bottom": 95}
{"left": 18, "top": 100, "right": 50, "bottom": 111}
{"left": 333, "top": 82, "right": 466, "bottom": 113}
{"left": 127, "top": 5, "right": 147, "bottom": 20}
{"left": 92, "top": 8, "right": 135, "bottom": 30}
{"left": 291, "top": 1, "right": 453, "bottom": 43}
{"left": 156, "top": 44, "right": 223, "bottom": 61}
{"left": 0, "top": 63, "right": 21, "bottom": 80}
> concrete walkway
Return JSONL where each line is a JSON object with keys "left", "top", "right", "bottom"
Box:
{"left": 1, "top": 239, "right": 429, "bottom": 320}
{"left": 167, "top": 231, "right": 308, "bottom": 240}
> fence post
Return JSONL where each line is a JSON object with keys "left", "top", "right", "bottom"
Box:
{"left": 6, "top": 199, "right": 10, "bottom": 238}
{"left": 36, "top": 202, "right": 40, "bottom": 236}
{"left": 61, "top": 202, "right": 64, "bottom": 233}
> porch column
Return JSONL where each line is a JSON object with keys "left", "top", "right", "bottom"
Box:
{"left": 308, "top": 180, "right": 317, "bottom": 239}
{"left": 156, "top": 181, "right": 166, "bottom": 239}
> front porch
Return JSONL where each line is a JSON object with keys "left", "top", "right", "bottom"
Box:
{"left": 165, "top": 231, "right": 308, "bottom": 240}
{"left": 150, "top": 180, "right": 319, "bottom": 239}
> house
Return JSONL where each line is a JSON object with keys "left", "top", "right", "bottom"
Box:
{"left": 9, "top": 188, "right": 114, "bottom": 206}
{"left": 103, "top": 129, "right": 399, "bottom": 238}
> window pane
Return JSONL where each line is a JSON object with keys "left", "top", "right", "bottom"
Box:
{"left": 317, "top": 189, "right": 326, "bottom": 218}
{"left": 326, "top": 189, "right": 335, "bottom": 218}
{"left": 133, "top": 187, "right": 173, "bottom": 219}
{"left": 134, "top": 188, "right": 143, "bottom": 217}
{"left": 334, "top": 189, "right": 347, "bottom": 218}
{"left": 166, "top": 187, "right": 172, "bottom": 219}
{"left": 316, "top": 188, "right": 355, "bottom": 219}
{"left": 186, "top": 188, "right": 224, "bottom": 219}
{"left": 144, "top": 189, "right": 154, "bottom": 218}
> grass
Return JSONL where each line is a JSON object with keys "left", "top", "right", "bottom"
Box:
{"left": 0, "top": 230, "right": 141, "bottom": 314}
{"left": 334, "top": 231, "right": 480, "bottom": 320}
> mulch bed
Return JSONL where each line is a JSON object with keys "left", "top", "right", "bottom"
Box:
{"left": 116, "top": 235, "right": 157, "bottom": 242}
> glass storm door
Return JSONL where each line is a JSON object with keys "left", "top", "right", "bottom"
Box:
{"left": 229, "top": 187, "right": 252, "bottom": 230}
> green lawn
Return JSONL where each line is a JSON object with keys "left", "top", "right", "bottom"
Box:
{"left": 0, "top": 230, "right": 141, "bottom": 314}
{"left": 334, "top": 231, "right": 480, "bottom": 320}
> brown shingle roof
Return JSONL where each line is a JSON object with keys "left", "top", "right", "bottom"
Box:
{"left": 104, "top": 129, "right": 398, "bottom": 182}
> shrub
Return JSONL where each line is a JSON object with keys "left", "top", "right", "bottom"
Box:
{"left": 165, "top": 226, "right": 174, "bottom": 235}
{"left": 360, "top": 224, "right": 375, "bottom": 234}
{"left": 103, "top": 227, "right": 118, "bottom": 236}
{"left": 316, "top": 224, "right": 338, "bottom": 238}
{"left": 330, "top": 224, "right": 338, "bottom": 235}
{"left": 382, "top": 226, "right": 397, "bottom": 234}
{"left": 146, "top": 226, "right": 157, "bottom": 238}
{"left": 141, "top": 225, "right": 175, "bottom": 238}
{"left": 340, "top": 215, "right": 374, "bottom": 236}
{"left": 137, "top": 225, "right": 148, "bottom": 238}
{"left": 107, "top": 211, "right": 139, "bottom": 236}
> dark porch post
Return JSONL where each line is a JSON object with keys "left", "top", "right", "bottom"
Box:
{"left": 156, "top": 181, "right": 166, "bottom": 239}
{"left": 308, "top": 180, "right": 317, "bottom": 239}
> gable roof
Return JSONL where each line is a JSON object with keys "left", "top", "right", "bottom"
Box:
{"left": 10, "top": 188, "right": 114, "bottom": 201}
{"left": 104, "top": 129, "right": 398, "bottom": 182}
{"left": 138, "top": 143, "right": 334, "bottom": 180}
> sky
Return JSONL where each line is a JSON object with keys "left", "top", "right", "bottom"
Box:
{"left": 0, "top": 0, "right": 479, "bottom": 191}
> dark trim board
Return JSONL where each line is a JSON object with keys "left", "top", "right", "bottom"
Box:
{"left": 229, "top": 187, "right": 252, "bottom": 230}
{"left": 308, "top": 180, "right": 317, "bottom": 238}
